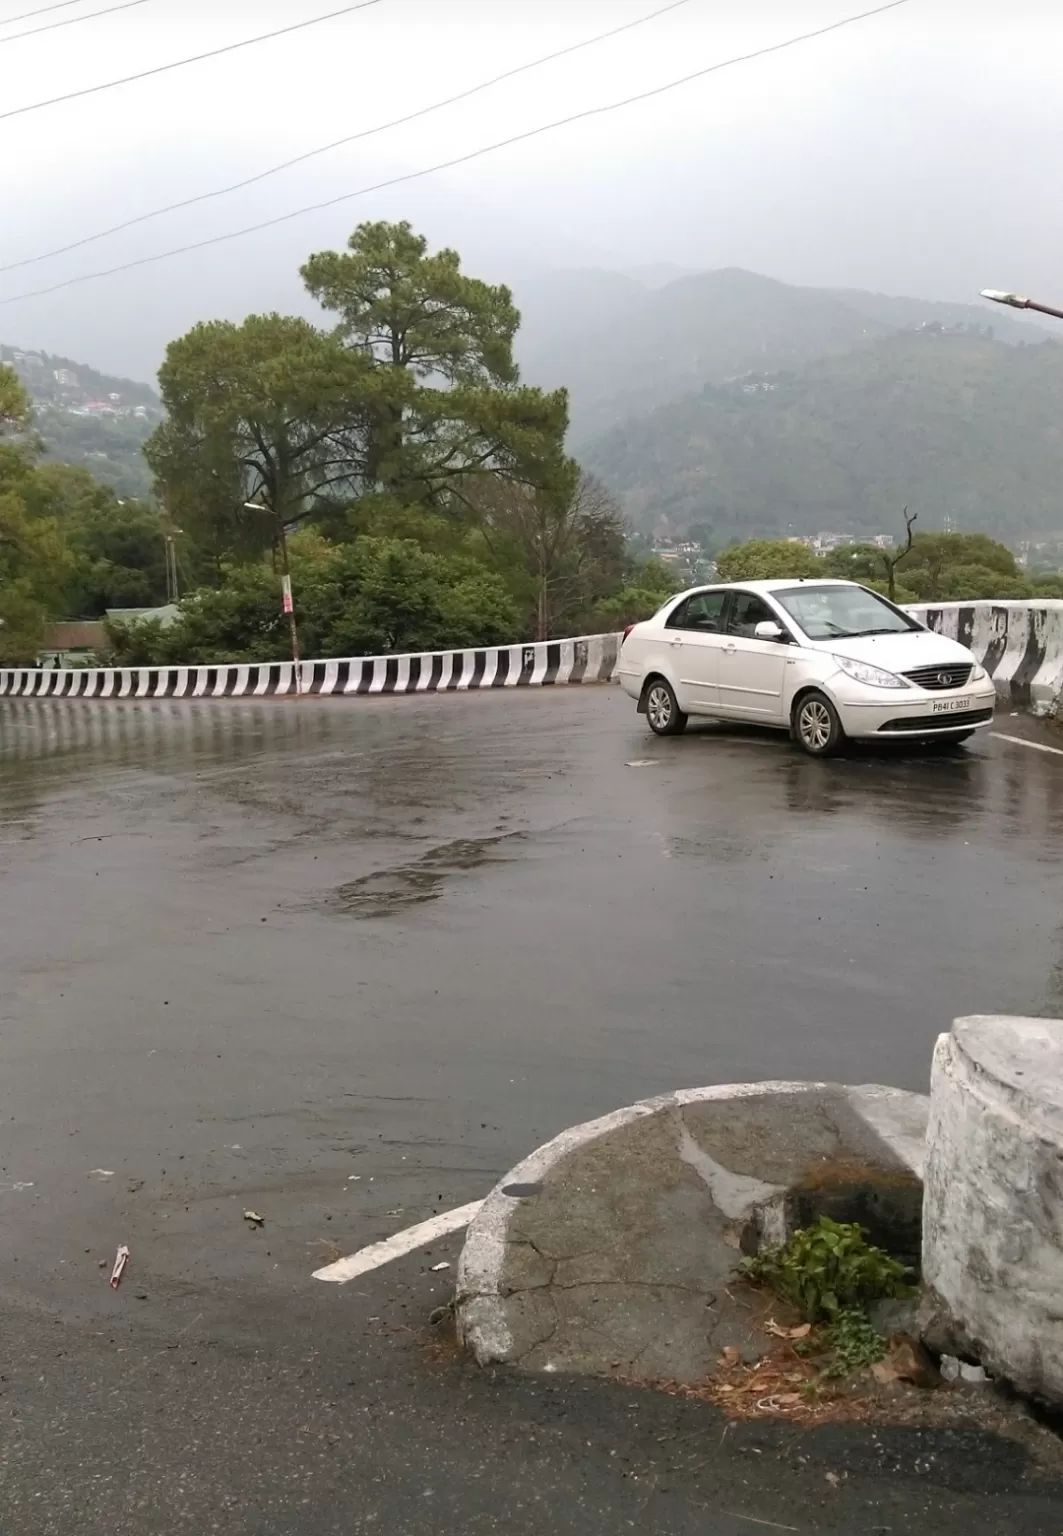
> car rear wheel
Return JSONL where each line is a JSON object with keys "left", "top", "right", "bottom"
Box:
{"left": 645, "top": 679, "right": 688, "bottom": 736}
{"left": 794, "top": 690, "right": 844, "bottom": 757}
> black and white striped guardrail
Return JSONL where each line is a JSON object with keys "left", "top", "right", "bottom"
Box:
{"left": 0, "top": 632, "right": 622, "bottom": 702}
{"left": 910, "top": 601, "right": 1063, "bottom": 716}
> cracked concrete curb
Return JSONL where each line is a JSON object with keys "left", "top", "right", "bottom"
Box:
{"left": 456, "top": 1079, "right": 928, "bottom": 1367}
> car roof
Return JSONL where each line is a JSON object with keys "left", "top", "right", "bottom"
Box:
{"left": 676, "top": 578, "right": 859, "bottom": 597}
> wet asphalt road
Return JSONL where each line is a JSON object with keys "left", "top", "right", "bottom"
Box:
{"left": 2, "top": 688, "right": 1063, "bottom": 1534}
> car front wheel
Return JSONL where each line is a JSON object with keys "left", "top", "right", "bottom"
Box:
{"left": 644, "top": 679, "right": 688, "bottom": 736}
{"left": 794, "top": 690, "right": 844, "bottom": 757}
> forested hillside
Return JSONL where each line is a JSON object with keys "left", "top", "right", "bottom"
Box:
{"left": 582, "top": 330, "right": 1063, "bottom": 543}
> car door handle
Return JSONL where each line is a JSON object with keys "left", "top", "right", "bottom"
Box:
{"left": 669, "top": 634, "right": 683, "bottom": 646}
{"left": 723, "top": 643, "right": 737, "bottom": 655}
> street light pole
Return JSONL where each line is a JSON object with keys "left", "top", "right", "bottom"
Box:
{"left": 245, "top": 501, "right": 302, "bottom": 695}
{"left": 980, "top": 289, "right": 1063, "bottom": 323}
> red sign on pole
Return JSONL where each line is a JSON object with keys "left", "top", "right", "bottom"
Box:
{"left": 281, "top": 575, "right": 293, "bottom": 615}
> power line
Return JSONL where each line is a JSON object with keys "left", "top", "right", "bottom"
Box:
{"left": 0, "top": 0, "right": 91, "bottom": 26}
{"left": 0, "top": 0, "right": 914, "bottom": 306}
{"left": 0, "top": 0, "right": 151, "bottom": 45}
{"left": 0, "top": 0, "right": 387, "bottom": 121}
{"left": 2, "top": 0, "right": 693, "bottom": 272}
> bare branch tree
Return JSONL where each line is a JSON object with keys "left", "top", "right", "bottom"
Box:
{"left": 883, "top": 505, "right": 918, "bottom": 601}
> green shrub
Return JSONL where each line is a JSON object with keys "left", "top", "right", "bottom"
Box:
{"left": 739, "top": 1216, "right": 913, "bottom": 1323}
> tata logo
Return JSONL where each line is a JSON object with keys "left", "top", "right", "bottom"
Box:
{"left": 938, "top": 672, "right": 955, "bottom": 687}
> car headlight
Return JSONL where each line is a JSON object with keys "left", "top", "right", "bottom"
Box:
{"left": 970, "top": 663, "right": 987, "bottom": 682}
{"left": 833, "top": 655, "right": 910, "bottom": 689}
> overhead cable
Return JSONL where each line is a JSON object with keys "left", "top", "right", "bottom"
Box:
{"left": 1, "top": 0, "right": 151, "bottom": 46}
{"left": 0, "top": 0, "right": 386, "bottom": 121}
{"left": 2, "top": 0, "right": 693, "bottom": 271}
{"left": 0, "top": 0, "right": 93, "bottom": 27}
{"left": 0, "top": 0, "right": 914, "bottom": 305}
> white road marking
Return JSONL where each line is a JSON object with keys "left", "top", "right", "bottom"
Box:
{"left": 312, "top": 1199, "right": 484, "bottom": 1284}
{"left": 993, "top": 732, "right": 1063, "bottom": 758}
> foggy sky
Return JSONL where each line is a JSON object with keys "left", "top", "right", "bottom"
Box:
{"left": 2, "top": 0, "right": 1061, "bottom": 383}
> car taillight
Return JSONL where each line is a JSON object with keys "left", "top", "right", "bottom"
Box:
{"left": 622, "top": 624, "right": 636, "bottom": 643}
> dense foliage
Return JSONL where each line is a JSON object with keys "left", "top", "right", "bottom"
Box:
{"left": 716, "top": 532, "right": 1063, "bottom": 602}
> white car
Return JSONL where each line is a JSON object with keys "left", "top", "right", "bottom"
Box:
{"left": 618, "top": 579, "right": 996, "bottom": 756}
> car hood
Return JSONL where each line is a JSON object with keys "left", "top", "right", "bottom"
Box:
{"left": 806, "top": 630, "right": 976, "bottom": 670}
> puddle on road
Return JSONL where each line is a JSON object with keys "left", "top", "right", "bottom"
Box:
{"left": 330, "top": 830, "right": 527, "bottom": 918}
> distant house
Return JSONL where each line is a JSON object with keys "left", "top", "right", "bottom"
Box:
{"left": 38, "top": 621, "right": 108, "bottom": 667}
{"left": 105, "top": 605, "right": 179, "bottom": 629}
{"left": 53, "top": 368, "right": 79, "bottom": 388}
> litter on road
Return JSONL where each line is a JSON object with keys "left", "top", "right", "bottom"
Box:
{"left": 109, "top": 1245, "right": 130, "bottom": 1289}
{"left": 430, "top": 1261, "right": 450, "bottom": 1272}
{"left": 243, "top": 1210, "right": 265, "bottom": 1228}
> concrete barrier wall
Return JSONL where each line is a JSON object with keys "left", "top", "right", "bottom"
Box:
{"left": 909, "top": 600, "right": 1063, "bottom": 716}
{"left": 0, "top": 633, "right": 623, "bottom": 702}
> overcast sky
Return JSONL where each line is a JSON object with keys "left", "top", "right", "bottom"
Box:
{"left": 2, "top": 0, "right": 1061, "bottom": 381}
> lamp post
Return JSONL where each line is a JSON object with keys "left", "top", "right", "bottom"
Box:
{"left": 244, "top": 501, "right": 302, "bottom": 695}
{"left": 980, "top": 289, "right": 1063, "bottom": 323}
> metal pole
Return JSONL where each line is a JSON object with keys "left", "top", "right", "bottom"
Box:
{"left": 245, "top": 500, "right": 302, "bottom": 696}
{"left": 277, "top": 523, "right": 302, "bottom": 696}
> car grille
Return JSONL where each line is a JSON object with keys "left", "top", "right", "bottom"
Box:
{"left": 877, "top": 708, "right": 994, "bottom": 733}
{"left": 903, "top": 663, "right": 973, "bottom": 691}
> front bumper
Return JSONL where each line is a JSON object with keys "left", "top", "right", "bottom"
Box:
{"left": 832, "top": 683, "right": 997, "bottom": 739}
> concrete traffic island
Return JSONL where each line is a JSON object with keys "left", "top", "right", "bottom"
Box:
{"left": 457, "top": 1080, "right": 929, "bottom": 1381}
{"left": 456, "top": 1029, "right": 1063, "bottom": 1457}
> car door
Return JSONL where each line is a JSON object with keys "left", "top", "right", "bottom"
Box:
{"left": 662, "top": 590, "right": 729, "bottom": 712}
{"left": 716, "top": 591, "right": 789, "bottom": 721}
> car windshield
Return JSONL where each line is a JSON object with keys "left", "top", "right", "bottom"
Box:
{"left": 772, "top": 584, "right": 917, "bottom": 641}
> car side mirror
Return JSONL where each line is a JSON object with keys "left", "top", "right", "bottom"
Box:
{"left": 754, "top": 620, "right": 786, "bottom": 642}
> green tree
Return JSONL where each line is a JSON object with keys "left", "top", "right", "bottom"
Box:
{"left": 148, "top": 314, "right": 371, "bottom": 559}
{"left": 0, "top": 365, "right": 31, "bottom": 432}
{"left": 0, "top": 492, "right": 70, "bottom": 661}
{"left": 15, "top": 462, "right": 172, "bottom": 615}
{"left": 715, "top": 538, "right": 822, "bottom": 582}
{"left": 896, "top": 531, "right": 1020, "bottom": 600}
{"left": 473, "top": 471, "right": 636, "bottom": 639}
{"left": 106, "top": 533, "right": 518, "bottom": 666}
{"left": 148, "top": 314, "right": 375, "bottom": 667}
{"left": 301, "top": 221, "right": 570, "bottom": 510}
{"left": 0, "top": 367, "right": 71, "bottom": 658}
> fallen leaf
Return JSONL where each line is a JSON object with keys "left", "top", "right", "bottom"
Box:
{"left": 765, "top": 1318, "right": 813, "bottom": 1340}
{"left": 872, "top": 1335, "right": 940, "bottom": 1389}
{"left": 718, "top": 1346, "right": 742, "bottom": 1370}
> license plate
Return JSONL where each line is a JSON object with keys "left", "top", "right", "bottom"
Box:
{"left": 932, "top": 696, "right": 971, "bottom": 713}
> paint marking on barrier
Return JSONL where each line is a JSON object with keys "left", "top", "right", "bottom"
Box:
{"left": 992, "top": 732, "right": 1063, "bottom": 758}
{"left": 312, "top": 1199, "right": 483, "bottom": 1283}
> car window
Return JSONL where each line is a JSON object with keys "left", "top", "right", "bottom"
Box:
{"left": 666, "top": 591, "right": 728, "bottom": 633}
{"left": 726, "top": 593, "right": 777, "bottom": 638}
{"left": 773, "top": 584, "right": 917, "bottom": 640}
